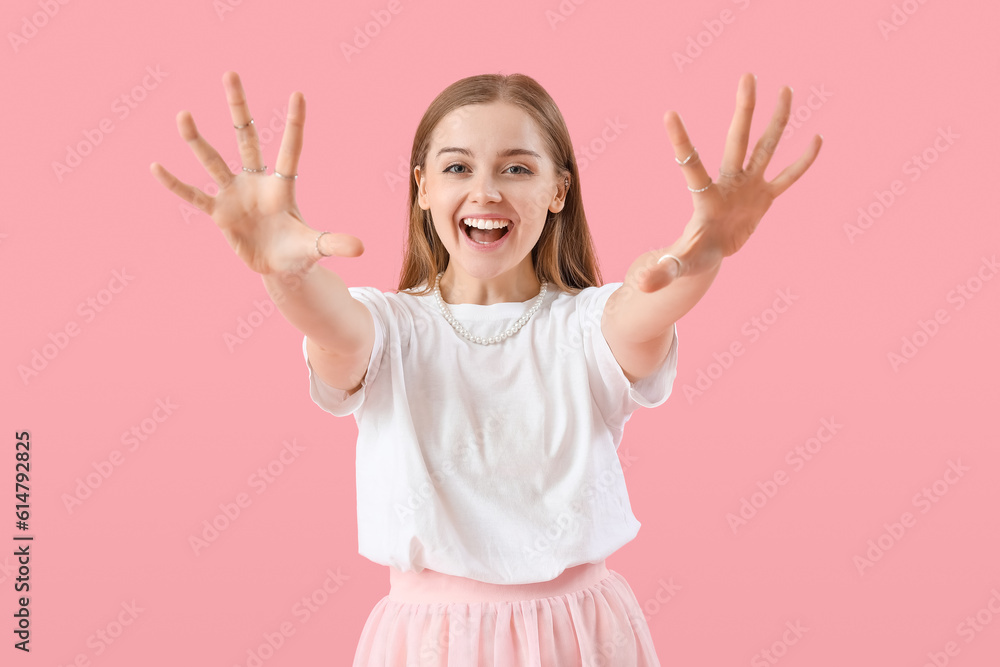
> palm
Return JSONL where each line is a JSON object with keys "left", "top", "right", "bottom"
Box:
{"left": 638, "top": 73, "right": 822, "bottom": 291}
{"left": 209, "top": 172, "right": 309, "bottom": 275}
{"left": 149, "top": 71, "right": 363, "bottom": 277}
{"left": 685, "top": 163, "right": 777, "bottom": 258}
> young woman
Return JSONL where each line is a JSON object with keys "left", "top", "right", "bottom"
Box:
{"left": 151, "top": 70, "right": 821, "bottom": 666}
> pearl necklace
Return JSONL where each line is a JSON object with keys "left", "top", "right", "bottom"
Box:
{"left": 433, "top": 272, "right": 548, "bottom": 345}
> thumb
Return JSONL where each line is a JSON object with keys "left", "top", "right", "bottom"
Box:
{"left": 315, "top": 231, "right": 365, "bottom": 260}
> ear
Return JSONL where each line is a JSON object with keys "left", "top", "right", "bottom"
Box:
{"left": 414, "top": 165, "right": 429, "bottom": 210}
{"left": 549, "top": 172, "right": 571, "bottom": 214}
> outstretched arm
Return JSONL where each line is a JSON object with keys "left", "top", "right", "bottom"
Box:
{"left": 603, "top": 73, "right": 823, "bottom": 383}
{"left": 149, "top": 71, "right": 372, "bottom": 391}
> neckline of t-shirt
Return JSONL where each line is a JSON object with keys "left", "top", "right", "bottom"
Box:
{"left": 409, "top": 284, "right": 560, "bottom": 320}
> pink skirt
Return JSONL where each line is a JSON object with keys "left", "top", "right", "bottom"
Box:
{"left": 353, "top": 560, "right": 661, "bottom": 666}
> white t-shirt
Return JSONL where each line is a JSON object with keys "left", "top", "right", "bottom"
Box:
{"left": 301, "top": 280, "right": 679, "bottom": 584}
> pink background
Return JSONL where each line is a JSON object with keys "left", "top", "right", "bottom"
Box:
{"left": 3, "top": 0, "right": 998, "bottom": 664}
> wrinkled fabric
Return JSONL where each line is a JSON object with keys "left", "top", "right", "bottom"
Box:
{"left": 303, "top": 282, "right": 680, "bottom": 585}
{"left": 353, "top": 561, "right": 660, "bottom": 666}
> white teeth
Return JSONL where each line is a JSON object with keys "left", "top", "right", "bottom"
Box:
{"left": 462, "top": 218, "right": 510, "bottom": 230}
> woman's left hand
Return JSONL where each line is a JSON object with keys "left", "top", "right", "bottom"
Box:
{"left": 638, "top": 73, "right": 823, "bottom": 292}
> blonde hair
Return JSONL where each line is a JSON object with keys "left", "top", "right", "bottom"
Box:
{"left": 396, "top": 73, "right": 603, "bottom": 295}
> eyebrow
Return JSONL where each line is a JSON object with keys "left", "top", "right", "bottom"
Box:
{"left": 435, "top": 147, "right": 543, "bottom": 160}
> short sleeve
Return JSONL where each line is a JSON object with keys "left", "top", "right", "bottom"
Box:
{"left": 582, "top": 282, "right": 680, "bottom": 429}
{"left": 301, "top": 286, "right": 387, "bottom": 418}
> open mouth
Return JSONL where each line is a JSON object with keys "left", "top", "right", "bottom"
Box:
{"left": 461, "top": 218, "right": 511, "bottom": 245}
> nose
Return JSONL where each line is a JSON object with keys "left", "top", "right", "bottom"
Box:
{"left": 469, "top": 171, "right": 501, "bottom": 204}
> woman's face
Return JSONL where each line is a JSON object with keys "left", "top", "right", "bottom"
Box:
{"left": 415, "top": 102, "right": 569, "bottom": 283}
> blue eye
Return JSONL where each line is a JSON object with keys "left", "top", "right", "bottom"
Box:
{"left": 442, "top": 164, "right": 534, "bottom": 175}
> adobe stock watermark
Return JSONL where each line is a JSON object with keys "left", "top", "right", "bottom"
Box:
{"left": 853, "top": 459, "right": 970, "bottom": 576}
{"left": 919, "top": 588, "right": 1000, "bottom": 667}
{"left": 556, "top": 312, "right": 590, "bottom": 363}
{"left": 681, "top": 287, "right": 799, "bottom": 404}
{"left": 751, "top": 620, "right": 809, "bottom": 666}
{"left": 556, "top": 268, "right": 682, "bottom": 364}
{"left": 521, "top": 448, "right": 640, "bottom": 568}
{"left": 637, "top": 575, "right": 682, "bottom": 625}
{"left": 544, "top": 0, "right": 588, "bottom": 30}
{"left": 18, "top": 268, "right": 136, "bottom": 386}
{"left": 177, "top": 154, "right": 239, "bottom": 223}
{"left": 340, "top": 0, "right": 404, "bottom": 62}
{"left": 259, "top": 263, "right": 345, "bottom": 349}
{"left": 584, "top": 625, "right": 644, "bottom": 667}
{"left": 887, "top": 254, "right": 997, "bottom": 372}
{"left": 61, "top": 398, "right": 180, "bottom": 515}
{"left": 672, "top": 0, "right": 753, "bottom": 72}
{"left": 726, "top": 417, "right": 844, "bottom": 535}
{"left": 416, "top": 608, "right": 475, "bottom": 664}
{"left": 414, "top": 583, "right": 649, "bottom": 666}
{"left": 716, "top": 137, "right": 780, "bottom": 206}
{"left": 232, "top": 567, "right": 350, "bottom": 667}
{"left": 178, "top": 102, "right": 289, "bottom": 224}
{"left": 8, "top": 0, "right": 73, "bottom": 54}
{"left": 843, "top": 126, "right": 958, "bottom": 244}
{"left": 52, "top": 65, "right": 169, "bottom": 183}
{"left": 384, "top": 106, "right": 475, "bottom": 192}
{"left": 877, "top": 0, "right": 932, "bottom": 40}
{"left": 393, "top": 406, "right": 506, "bottom": 523}
{"left": 576, "top": 117, "right": 627, "bottom": 173}
{"left": 0, "top": 556, "right": 17, "bottom": 585}
{"left": 393, "top": 456, "right": 458, "bottom": 523}
{"left": 54, "top": 600, "right": 144, "bottom": 665}
{"left": 384, "top": 114, "right": 625, "bottom": 189}
{"left": 224, "top": 298, "right": 277, "bottom": 352}
{"left": 213, "top": 0, "right": 251, "bottom": 21}
{"left": 780, "top": 84, "right": 832, "bottom": 143}
{"left": 189, "top": 438, "right": 306, "bottom": 556}
{"left": 384, "top": 153, "right": 413, "bottom": 192}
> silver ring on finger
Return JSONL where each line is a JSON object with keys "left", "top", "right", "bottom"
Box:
{"left": 719, "top": 168, "right": 741, "bottom": 178}
{"left": 687, "top": 178, "right": 712, "bottom": 193}
{"left": 315, "top": 231, "right": 333, "bottom": 258}
{"left": 234, "top": 117, "right": 255, "bottom": 130}
{"left": 274, "top": 170, "right": 298, "bottom": 180}
{"left": 243, "top": 164, "right": 267, "bottom": 173}
{"left": 657, "top": 253, "right": 683, "bottom": 276}
{"left": 675, "top": 147, "right": 699, "bottom": 166}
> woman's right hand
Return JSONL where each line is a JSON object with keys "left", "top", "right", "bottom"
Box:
{"left": 149, "top": 71, "right": 363, "bottom": 279}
